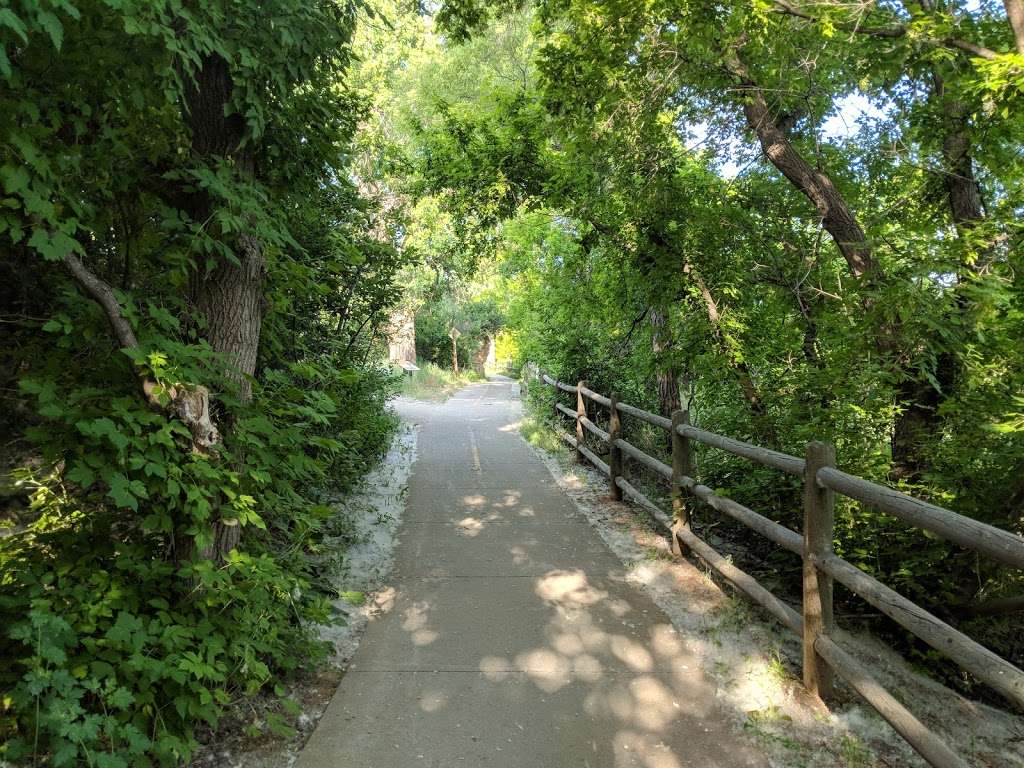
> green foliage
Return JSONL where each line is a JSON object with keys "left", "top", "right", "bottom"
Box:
{"left": 414, "top": 294, "right": 502, "bottom": 369}
{"left": 0, "top": 0, "right": 407, "bottom": 764}
{"left": 356, "top": 0, "right": 1024, "bottom": 700}
{"left": 517, "top": 402, "right": 562, "bottom": 454}
{"left": 398, "top": 361, "right": 482, "bottom": 401}
{"left": 1, "top": 324, "right": 398, "bottom": 764}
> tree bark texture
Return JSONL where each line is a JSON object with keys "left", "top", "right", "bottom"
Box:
{"left": 183, "top": 53, "right": 265, "bottom": 403}
{"left": 1005, "top": 0, "right": 1024, "bottom": 54}
{"left": 728, "top": 58, "right": 876, "bottom": 279}
{"left": 649, "top": 307, "right": 681, "bottom": 419}
{"left": 178, "top": 51, "right": 266, "bottom": 560}
{"left": 650, "top": 307, "right": 680, "bottom": 452}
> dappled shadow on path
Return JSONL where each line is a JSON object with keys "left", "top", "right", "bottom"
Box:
{"left": 297, "top": 378, "right": 766, "bottom": 768}
{"left": 355, "top": 562, "right": 765, "bottom": 768}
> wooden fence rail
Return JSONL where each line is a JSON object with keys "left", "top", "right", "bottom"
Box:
{"left": 535, "top": 369, "right": 1024, "bottom": 768}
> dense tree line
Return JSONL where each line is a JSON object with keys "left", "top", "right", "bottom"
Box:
{"left": 1, "top": 0, "right": 1023, "bottom": 763}
{"left": 1, "top": 2, "right": 407, "bottom": 763}
{"left": 377, "top": 0, "right": 1024, "bottom": 700}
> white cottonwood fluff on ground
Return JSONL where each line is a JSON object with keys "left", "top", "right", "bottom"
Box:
{"left": 318, "top": 421, "right": 418, "bottom": 665}
{"left": 189, "top": 420, "right": 419, "bottom": 768}
{"left": 522, "top": 424, "right": 1024, "bottom": 768}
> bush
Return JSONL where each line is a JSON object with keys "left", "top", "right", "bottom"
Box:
{"left": 0, "top": 348, "right": 398, "bottom": 766}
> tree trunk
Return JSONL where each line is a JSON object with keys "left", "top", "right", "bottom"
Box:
{"left": 649, "top": 307, "right": 680, "bottom": 452}
{"left": 179, "top": 51, "right": 266, "bottom": 561}
{"left": 182, "top": 53, "right": 265, "bottom": 398}
{"left": 941, "top": 108, "right": 984, "bottom": 229}
{"left": 1005, "top": 0, "right": 1024, "bottom": 54}
{"left": 650, "top": 307, "right": 681, "bottom": 419}
{"left": 727, "top": 54, "right": 877, "bottom": 279}
{"left": 191, "top": 232, "right": 265, "bottom": 402}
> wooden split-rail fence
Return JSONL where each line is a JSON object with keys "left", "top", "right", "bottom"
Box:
{"left": 534, "top": 369, "right": 1024, "bottom": 768}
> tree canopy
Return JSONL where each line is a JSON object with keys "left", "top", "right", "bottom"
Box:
{"left": 1, "top": 0, "right": 1023, "bottom": 763}
{"left": 365, "top": 0, "right": 1024, "bottom": 702}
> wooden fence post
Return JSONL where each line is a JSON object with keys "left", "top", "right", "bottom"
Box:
{"left": 803, "top": 440, "right": 836, "bottom": 701}
{"left": 671, "top": 410, "right": 693, "bottom": 557}
{"left": 608, "top": 393, "right": 622, "bottom": 500}
{"left": 575, "top": 381, "right": 586, "bottom": 464}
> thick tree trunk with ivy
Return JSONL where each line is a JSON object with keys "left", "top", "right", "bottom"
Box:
{"left": 649, "top": 307, "right": 680, "bottom": 419}
{"left": 191, "top": 233, "right": 265, "bottom": 403}
{"left": 181, "top": 51, "right": 266, "bottom": 559}
{"left": 649, "top": 307, "right": 680, "bottom": 452}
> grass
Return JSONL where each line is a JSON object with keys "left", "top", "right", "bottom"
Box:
{"left": 518, "top": 413, "right": 564, "bottom": 453}
{"left": 397, "top": 361, "right": 482, "bottom": 402}
{"left": 838, "top": 734, "right": 873, "bottom": 768}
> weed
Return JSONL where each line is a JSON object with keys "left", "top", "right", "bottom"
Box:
{"left": 398, "top": 362, "right": 482, "bottom": 401}
{"left": 743, "top": 706, "right": 807, "bottom": 764}
{"left": 340, "top": 590, "right": 366, "bottom": 606}
{"left": 518, "top": 415, "right": 564, "bottom": 453}
{"left": 839, "top": 733, "right": 873, "bottom": 768}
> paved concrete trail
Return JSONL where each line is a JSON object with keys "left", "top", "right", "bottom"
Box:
{"left": 296, "top": 378, "right": 766, "bottom": 768}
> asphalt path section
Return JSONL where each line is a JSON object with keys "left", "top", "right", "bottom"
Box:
{"left": 295, "top": 377, "right": 767, "bottom": 768}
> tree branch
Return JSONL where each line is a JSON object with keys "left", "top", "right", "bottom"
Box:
{"left": 62, "top": 252, "right": 220, "bottom": 449}
{"left": 724, "top": 48, "right": 878, "bottom": 278}
{"left": 63, "top": 253, "right": 140, "bottom": 350}
{"left": 771, "top": 0, "right": 1000, "bottom": 60}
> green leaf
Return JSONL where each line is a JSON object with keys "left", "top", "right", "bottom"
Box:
{"left": 66, "top": 462, "right": 95, "bottom": 488}
{"left": 37, "top": 11, "right": 64, "bottom": 50}
{"left": 105, "top": 611, "right": 144, "bottom": 647}
{"left": 265, "top": 712, "right": 297, "bottom": 739}
{"left": 79, "top": 417, "right": 130, "bottom": 451}
{"left": 108, "top": 686, "right": 134, "bottom": 710}
{"left": 107, "top": 473, "right": 138, "bottom": 511}
{"left": 0, "top": 9, "right": 27, "bottom": 43}
{"left": 1, "top": 164, "right": 29, "bottom": 195}
{"left": 27, "top": 228, "right": 82, "bottom": 261}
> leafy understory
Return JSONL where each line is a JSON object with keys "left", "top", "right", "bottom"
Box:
{"left": 189, "top": 422, "right": 417, "bottom": 767}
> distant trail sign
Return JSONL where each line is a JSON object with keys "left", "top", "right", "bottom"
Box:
{"left": 449, "top": 327, "right": 461, "bottom": 374}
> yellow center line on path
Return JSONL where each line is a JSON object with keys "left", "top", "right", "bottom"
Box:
{"left": 468, "top": 426, "right": 481, "bottom": 472}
